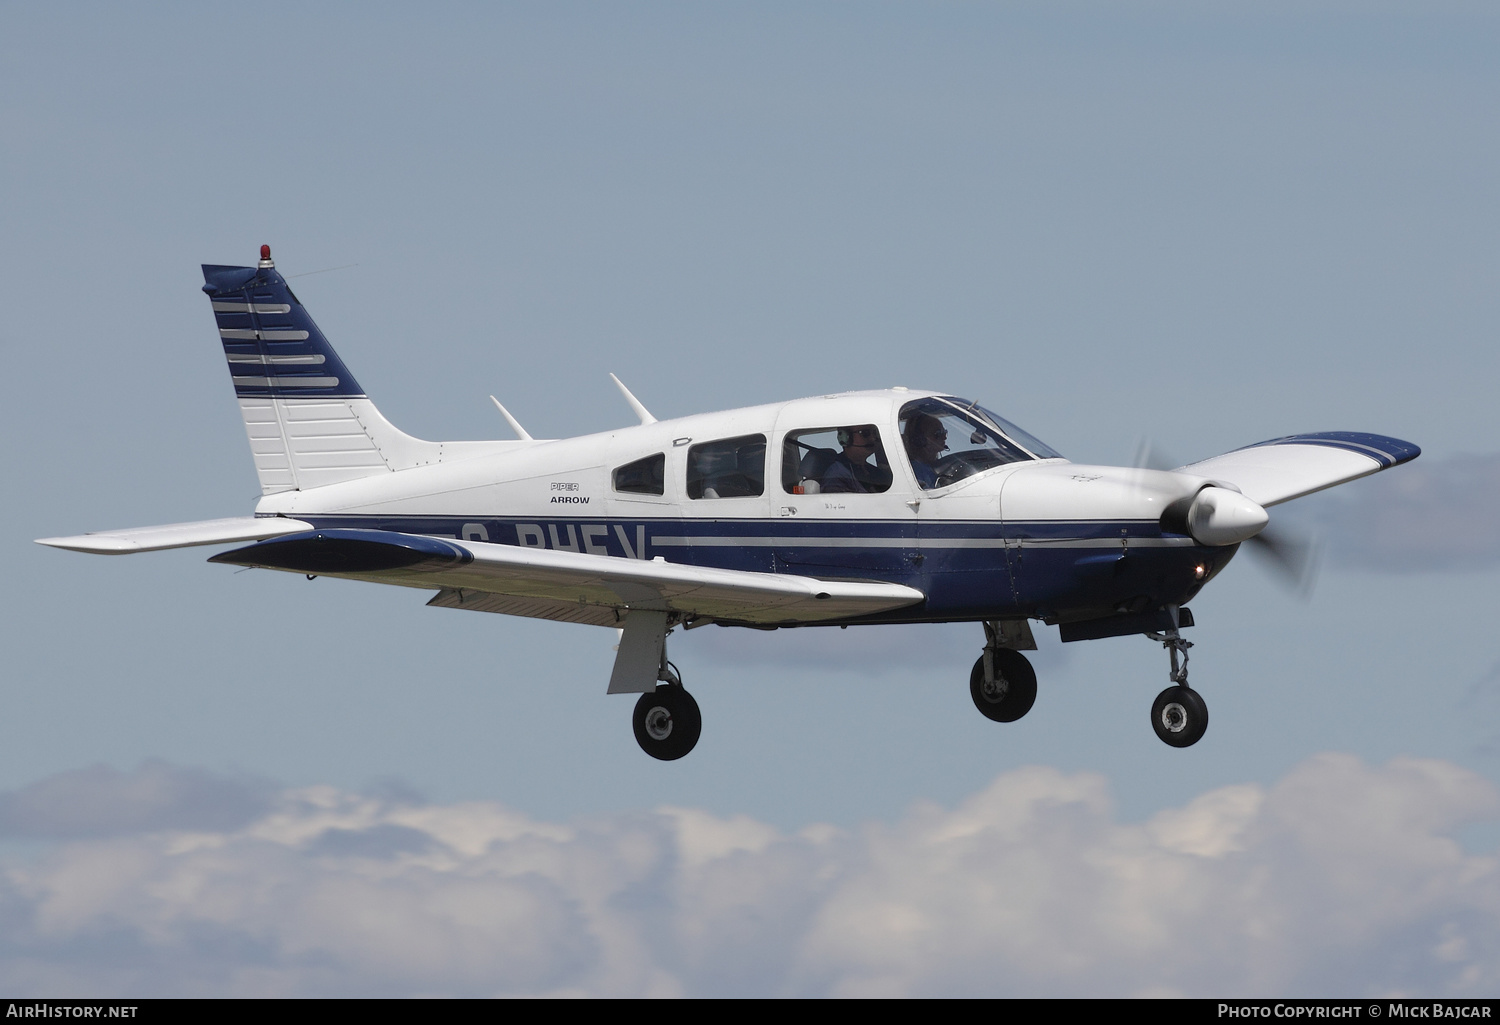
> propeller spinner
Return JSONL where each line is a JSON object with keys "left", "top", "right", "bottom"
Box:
{"left": 1185, "top": 486, "right": 1269, "bottom": 546}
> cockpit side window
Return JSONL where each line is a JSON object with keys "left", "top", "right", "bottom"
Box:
{"left": 613, "top": 453, "right": 665, "bottom": 496}
{"left": 900, "top": 397, "right": 1052, "bottom": 490}
{"left": 687, "top": 435, "right": 766, "bottom": 499}
{"left": 781, "top": 426, "right": 893, "bottom": 495}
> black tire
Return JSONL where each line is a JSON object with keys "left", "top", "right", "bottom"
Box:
{"left": 969, "top": 649, "right": 1038, "bottom": 723}
{"left": 1151, "top": 686, "right": 1208, "bottom": 748}
{"left": 632, "top": 686, "right": 702, "bottom": 761}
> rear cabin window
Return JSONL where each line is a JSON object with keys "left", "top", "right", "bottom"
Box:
{"left": 782, "top": 426, "right": 893, "bottom": 495}
{"left": 613, "top": 453, "right": 665, "bottom": 496}
{"left": 687, "top": 435, "right": 766, "bottom": 499}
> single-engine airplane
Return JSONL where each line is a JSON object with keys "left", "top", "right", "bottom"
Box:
{"left": 38, "top": 247, "right": 1420, "bottom": 760}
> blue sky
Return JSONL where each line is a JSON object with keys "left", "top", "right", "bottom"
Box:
{"left": 2, "top": 1, "right": 1499, "bottom": 996}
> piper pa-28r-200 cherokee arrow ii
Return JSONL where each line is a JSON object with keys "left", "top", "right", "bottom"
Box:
{"left": 38, "top": 247, "right": 1421, "bottom": 760}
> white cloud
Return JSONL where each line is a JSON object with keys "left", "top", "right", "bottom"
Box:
{"left": 0, "top": 755, "right": 1495, "bottom": 996}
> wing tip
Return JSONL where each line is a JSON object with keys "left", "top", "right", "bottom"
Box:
{"left": 34, "top": 535, "right": 139, "bottom": 554}
{"left": 1243, "top": 432, "right": 1420, "bottom": 469}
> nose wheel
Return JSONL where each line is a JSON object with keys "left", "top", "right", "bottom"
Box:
{"left": 1146, "top": 613, "right": 1207, "bottom": 747}
{"left": 1151, "top": 685, "right": 1208, "bottom": 747}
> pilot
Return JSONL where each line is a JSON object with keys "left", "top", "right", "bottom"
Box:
{"left": 821, "top": 426, "right": 888, "bottom": 494}
{"left": 903, "top": 412, "right": 948, "bottom": 489}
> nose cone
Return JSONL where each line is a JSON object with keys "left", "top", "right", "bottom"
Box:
{"left": 1187, "top": 487, "right": 1269, "bottom": 546}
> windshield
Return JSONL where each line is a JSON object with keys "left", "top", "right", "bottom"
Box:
{"left": 899, "top": 396, "right": 1062, "bottom": 491}
{"left": 946, "top": 397, "right": 1063, "bottom": 461}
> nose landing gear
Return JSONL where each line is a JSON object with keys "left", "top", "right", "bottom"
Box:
{"left": 1145, "top": 614, "right": 1208, "bottom": 747}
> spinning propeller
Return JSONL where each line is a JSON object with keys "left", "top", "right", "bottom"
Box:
{"left": 1133, "top": 439, "right": 1321, "bottom": 594}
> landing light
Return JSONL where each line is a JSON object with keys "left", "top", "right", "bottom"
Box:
{"left": 1194, "top": 563, "right": 1207, "bottom": 580}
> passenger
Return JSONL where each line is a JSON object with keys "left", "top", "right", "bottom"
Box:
{"left": 821, "top": 425, "right": 885, "bottom": 493}
{"left": 904, "top": 413, "right": 948, "bottom": 489}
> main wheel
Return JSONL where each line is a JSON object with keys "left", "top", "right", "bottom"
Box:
{"left": 1151, "top": 686, "right": 1208, "bottom": 747}
{"left": 632, "top": 686, "right": 702, "bottom": 761}
{"left": 969, "top": 649, "right": 1038, "bottom": 723}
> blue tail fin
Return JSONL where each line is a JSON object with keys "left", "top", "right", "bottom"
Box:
{"left": 202, "top": 249, "right": 366, "bottom": 399}
{"left": 202, "top": 247, "right": 406, "bottom": 494}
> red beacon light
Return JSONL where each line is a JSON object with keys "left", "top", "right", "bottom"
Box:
{"left": 258, "top": 244, "right": 274, "bottom": 268}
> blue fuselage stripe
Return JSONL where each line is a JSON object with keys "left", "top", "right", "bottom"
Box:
{"left": 293, "top": 514, "right": 1224, "bottom": 623}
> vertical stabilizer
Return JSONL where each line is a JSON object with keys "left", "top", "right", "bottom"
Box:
{"left": 202, "top": 248, "right": 456, "bottom": 493}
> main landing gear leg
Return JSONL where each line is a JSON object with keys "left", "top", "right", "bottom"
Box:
{"left": 969, "top": 620, "right": 1038, "bottom": 723}
{"left": 609, "top": 610, "right": 702, "bottom": 761}
{"left": 1145, "top": 608, "right": 1207, "bottom": 747}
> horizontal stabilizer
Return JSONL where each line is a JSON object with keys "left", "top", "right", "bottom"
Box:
{"left": 1177, "top": 432, "right": 1419, "bottom": 507}
{"left": 36, "top": 516, "right": 315, "bottom": 555}
{"left": 211, "top": 529, "right": 926, "bottom": 626}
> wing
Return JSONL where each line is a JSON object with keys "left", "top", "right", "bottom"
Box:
{"left": 208, "top": 529, "right": 926, "bottom": 627}
{"left": 1176, "top": 432, "right": 1419, "bottom": 507}
{"left": 35, "top": 516, "right": 316, "bottom": 555}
